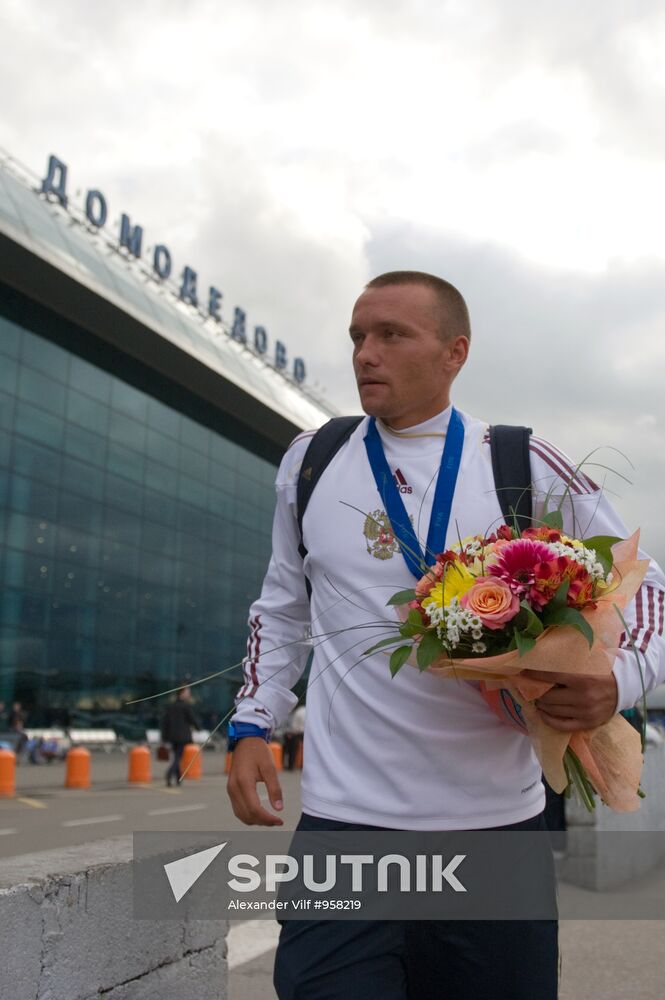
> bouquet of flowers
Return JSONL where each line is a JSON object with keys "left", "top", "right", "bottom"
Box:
{"left": 367, "top": 511, "right": 650, "bottom": 812}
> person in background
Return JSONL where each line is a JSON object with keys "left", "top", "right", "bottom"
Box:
{"left": 8, "top": 701, "right": 28, "bottom": 757}
{"left": 161, "top": 686, "right": 200, "bottom": 787}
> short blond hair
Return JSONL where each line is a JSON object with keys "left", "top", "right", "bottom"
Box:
{"left": 366, "top": 271, "right": 471, "bottom": 342}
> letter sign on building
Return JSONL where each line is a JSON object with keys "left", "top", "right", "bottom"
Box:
{"left": 39, "top": 153, "right": 309, "bottom": 384}
{"left": 208, "top": 287, "right": 223, "bottom": 322}
{"left": 85, "top": 190, "right": 107, "bottom": 228}
{"left": 253, "top": 326, "right": 268, "bottom": 355}
{"left": 153, "top": 244, "right": 172, "bottom": 280}
{"left": 231, "top": 308, "right": 247, "bottom": 344}
{"left": 179, "top": 266, "right": 199, "bottom": 308}
{"left": 119, "top": 214, "right": 143, "bottom": 258}
{"left": 41, "top": 155, "right": 68, "bottom": 208}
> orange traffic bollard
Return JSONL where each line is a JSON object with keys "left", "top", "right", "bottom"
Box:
{"left": 0, "top": 748, "right": 16, "bottom": 798}
{"left": 65, "top": 746, "right": 91, "bottom": 789}
{"left": 128, "top": 745, "right": 152, "bottom": 783}
{"left": 181, "top": 743, "right": 202, "bottom": 780}
{"left": 270, "top": 741, "right": 283, "bottom": 771}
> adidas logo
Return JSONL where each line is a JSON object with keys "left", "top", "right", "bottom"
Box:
{"left": 393, "top": 468, "right": 413, "bottom": 495}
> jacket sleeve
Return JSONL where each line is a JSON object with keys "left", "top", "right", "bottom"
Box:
{"left": 529, "top": 435, "right": 665, "bottom": 711}
{"left": 231, "top": 435, "right": 313, "bottom": 731}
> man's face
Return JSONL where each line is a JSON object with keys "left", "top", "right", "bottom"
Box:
{"left": 349, "top": 283, "right": 468, "bottom": 429}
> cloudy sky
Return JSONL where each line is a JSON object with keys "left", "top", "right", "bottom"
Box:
{"left": 1, "top": 0, "right": 664, "bottom": 560}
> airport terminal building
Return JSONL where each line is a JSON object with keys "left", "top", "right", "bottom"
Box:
{"left": 0, "top": 152, "right": 334, "bottom": 736}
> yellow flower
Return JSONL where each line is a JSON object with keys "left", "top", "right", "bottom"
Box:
{"left": 452, "top": 535, "right": 479, "bottom": 552}
{"left": 596, "top": 573, "right": 619, "bottom": 596}
{"left": 422, "top": 561, "right": 476, "bottom": 610}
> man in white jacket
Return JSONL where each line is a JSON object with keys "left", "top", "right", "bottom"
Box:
{"left": 227, "top": 272, "right": 665, "bottom": 999}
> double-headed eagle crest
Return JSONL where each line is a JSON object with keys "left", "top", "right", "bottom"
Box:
{"left": 363, "top": 509, "right": 407, "bottom": 561}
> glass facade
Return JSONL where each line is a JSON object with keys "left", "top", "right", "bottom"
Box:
{"left": 0, "top": 301, "right": 280, "bottom": 737}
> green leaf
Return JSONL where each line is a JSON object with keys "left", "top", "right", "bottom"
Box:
{"left": 542, "top": 509, "right": 564, "bottom": 530}
{"left": 400, "top": 609, "right": 425, "bottom": 638}
{"left": 542, "top": 605, "right": 594, "bottom": 648}
{"left": 547, "top": 578, "right": 570, "bottom": 611}
{"left": 416, "top": 631, "right": 443, "bottom": 672}
{"left": 518, "top": 601, "right": 545, "bottom": 638}
{"left": 363, "top": 636, "right": 403, "bottom": 656}
{"left": 389, "top": 645, "right": 412, "bottom": 677}
{"left": 386, "top": 588, "right": 417, "bottom": 606}
{"left": 514, "top": 630, "right": 536, "bottom": 656}
{"left": 581, "top": 535, "right": 621, "bottom": 576}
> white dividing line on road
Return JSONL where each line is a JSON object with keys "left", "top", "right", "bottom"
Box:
{"left": 147, "top": 803, "right": 209, "bottom": 817}
{"left": 227, "top": 919, "right": 281, "bottom": 970}
{"left": 0, "top": 828, "right": 18, "bottom": 836}
{"left": 62, "top": 814, "right": 124, "bottom": 827}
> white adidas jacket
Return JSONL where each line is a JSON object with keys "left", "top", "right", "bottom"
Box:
{"left": 232, "top": 406, "right": 665, "bottom": 830}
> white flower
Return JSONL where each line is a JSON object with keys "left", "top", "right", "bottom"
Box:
{"left": 548, "top": 541, "right": 607, "bottom": 581}
{"left": 472, "top": 641, "right": 487, "bottom": 654}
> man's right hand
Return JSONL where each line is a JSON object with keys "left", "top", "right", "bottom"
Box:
{"left": 226, "top": 737, "right": 285, "bottom": 826}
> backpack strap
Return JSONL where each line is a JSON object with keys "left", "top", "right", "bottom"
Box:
{"left": 296, "top": 415, "right": 364, "bottom": 566}
{"left": 295, "top": 418, "right": 532, "bottom": 593}
{"left": 488, "top": 425, "right": 533, "bottom": 531}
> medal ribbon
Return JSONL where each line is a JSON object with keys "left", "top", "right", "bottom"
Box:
{"left": 363, "top": 408, "right": 465, "bottom": 580}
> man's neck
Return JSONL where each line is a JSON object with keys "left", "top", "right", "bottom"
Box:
{"left": 382, "top": 401, "right": 452, "bottom": 432}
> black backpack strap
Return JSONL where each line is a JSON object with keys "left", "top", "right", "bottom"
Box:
{"left": 489, "top": 425, "right": 533, "bottom": 531}
{"left": 296, "top": 416, "right": 364, "bottom": 565}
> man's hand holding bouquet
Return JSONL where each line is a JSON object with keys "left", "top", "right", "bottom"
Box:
{"left": 366, "top": 511, "right": 650, "bottom": 812}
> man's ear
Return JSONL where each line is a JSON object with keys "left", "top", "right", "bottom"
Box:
{"left": 444, "top": 335, "right": 470, "bottom": 375}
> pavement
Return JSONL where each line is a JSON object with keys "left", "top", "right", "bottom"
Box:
{"left": 1, "top": 753, "right": 664, "bottom": 999}
{"left": 0, "top": 750, "right": 304, "bottom": 856}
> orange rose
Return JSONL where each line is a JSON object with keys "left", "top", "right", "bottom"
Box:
{"left": 415, "top": 560, "right": 446, "bottom": 598}
{"left": 460, "top": 577, "right": 520, "bottom": 630}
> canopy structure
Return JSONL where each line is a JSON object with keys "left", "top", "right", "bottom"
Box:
{"left": 0, "top": 152, "right": 336, "bottom": 447}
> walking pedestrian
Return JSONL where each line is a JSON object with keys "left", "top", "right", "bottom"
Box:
{"left": 161, "top": 686, "right": 199, "bottom": 787}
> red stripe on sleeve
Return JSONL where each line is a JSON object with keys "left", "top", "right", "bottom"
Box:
{"left": 529, "top": 441, "right": 583, "bottom": 495}
{"left": 238, "top": 615, "right": 261, "bottom": 699}
{"left": 531, "top": 437, "right": 598, "bottom": 494}
{"left": 640, "top": 586, "right": 657, "bottom": 654}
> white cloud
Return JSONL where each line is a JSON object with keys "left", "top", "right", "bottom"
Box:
{"left": 0, "top": 0, "right": 663, "bottom": 559}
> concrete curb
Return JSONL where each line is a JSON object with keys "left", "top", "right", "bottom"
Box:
{"left": 0, "top": 836, "right": 228, "bottom": 1000}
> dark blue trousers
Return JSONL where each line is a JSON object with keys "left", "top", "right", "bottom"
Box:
{"left": 274, "top": 812, "right": 559, "bottom": 1000}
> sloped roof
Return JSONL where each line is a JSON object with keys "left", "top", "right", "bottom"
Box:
{"left": 0, "top": 153, "right": 336, "bottom": 437}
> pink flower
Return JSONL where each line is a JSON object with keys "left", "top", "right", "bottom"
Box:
{"left": 487, "top": 539, "right": 555, "bottom": 597}
{"left": 460, "top": 578, "right": 520, "bottom": 630}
